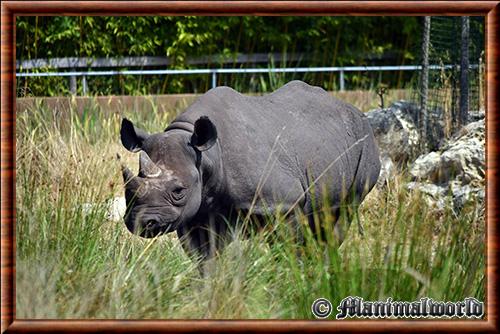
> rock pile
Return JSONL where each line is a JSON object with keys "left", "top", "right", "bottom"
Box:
{"left": 365, "top": 100, "right": 446, "bottom": 166}
{"left": 408, "top": 118, "right": 485, "bottom": 213}
{"left": 365, "top": 101, "right": 421, "bottom": 165}
{"left": 366, "top": 100, "right": 485, "bottom": 213}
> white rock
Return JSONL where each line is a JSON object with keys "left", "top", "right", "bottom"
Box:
{"left": 449, "top": 180, "right": 485, "bottom": 213}
{"left": 407, "top": 118, "right": 484, "bottom": 214}
{"left": 79, "top": 196, "right": 126, "bottom": 222}
{"left": 440, "top": 138, "right": 484, "bottom": 184}
{"left": 407, "top": 181, "right": 447, "bottom": 211}
{"left": 410, "top": 119, "right": 484, "bottom": 185}
{"left": 366, "top": 101, "right": 422, "bottom": 164}
{"left": 392, "top": 106, "right": 420, "bottom": 148}
{"left": 407, "top": 181, "right": 446, "bottom": 198}
{"left": 376, "top": 154, "right": 396, "bottom": 187}
{"left": 409, "top": 151, "right": 441, "bottom": 181}
{"left": 106, "top": 196, "right": 127, "bottom": 221}
{"left": 366, "top": 100, "right": 453, "bottom": 163}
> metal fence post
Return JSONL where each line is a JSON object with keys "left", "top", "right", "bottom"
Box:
{"left": 82, "top": 75, "right": 88, "bottom": 95}
{"left": 419, "top": 16, "right": 431, "bottom": 151}
{"left": 339, "top": 70, "right": 345, "bottom": 91}
{"left": 69, "top": 68, "right": 77, "bottom": 95}
{"left": 211, "top": 71, "right": 217, "bottom": 89}
{"left": 459, "top": 16, "right": 470, "bottom": 128}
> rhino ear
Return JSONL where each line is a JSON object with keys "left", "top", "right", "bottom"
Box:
{"left": 120, "top": 118, "right": 150, "bottom": 152}
{"left": 191, "top": 116, "right": 217, "bottom": 152}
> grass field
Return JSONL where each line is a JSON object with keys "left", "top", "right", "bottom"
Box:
{"left": 15, "top": 93, "right": 485, "bottom": 319}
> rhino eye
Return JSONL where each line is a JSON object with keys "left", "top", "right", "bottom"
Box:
{"left": 171, "top": 187, "right": 186, "bottom": 201}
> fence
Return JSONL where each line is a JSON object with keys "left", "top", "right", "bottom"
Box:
{"left": 16, "top": 63, "right": 476, "bottom": 96}
{"left": 16, "top": 53, "right": 310, "bottom": 70}
{"left": 412, "top": 16, "right": 485, "bottom": 148}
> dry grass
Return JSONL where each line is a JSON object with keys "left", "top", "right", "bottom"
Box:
{"left": 15, "top": 97, "right": 484, "bottom": 319}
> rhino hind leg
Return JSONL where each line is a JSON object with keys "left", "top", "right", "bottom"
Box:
{"left": 331, "top": 133, "right": 381, "bottom": 244}
{"left": 302, "top": 184, "right": 366, "bottom": 246}
{"left": 303, "top": 203, "right": 362, "bottom": 247}
{"left": 335, "top": 202, "right": 363, "bottom": 242}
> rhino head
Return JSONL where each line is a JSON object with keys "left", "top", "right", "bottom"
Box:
{"left": 119, "top": 117, "right": 217, "bottom": 238}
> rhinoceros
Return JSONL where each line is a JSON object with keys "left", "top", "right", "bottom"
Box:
{"left": 120, "top": 80, "right": 380, "bottom": 261}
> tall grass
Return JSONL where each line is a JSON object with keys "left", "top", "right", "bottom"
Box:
{"left": 16, "top": 98, "right": 485, "bottom": 319}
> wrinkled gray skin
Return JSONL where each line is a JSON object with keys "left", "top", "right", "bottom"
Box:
{"left": 120, "top": 81, "right": 381, "bottom": 263}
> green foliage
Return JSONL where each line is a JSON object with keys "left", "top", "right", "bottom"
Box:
{"left": 16, "top": 16, "right": 423, "bottom": 96}
{"left": 16, "top": 100, "right": 484, "bottom": 319}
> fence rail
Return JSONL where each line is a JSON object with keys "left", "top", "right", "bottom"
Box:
{"left": 16, "top": 64, "right": 478, "bottom": 95}
{"left": 16, "top": 53, "right": 310, "bottom": 70}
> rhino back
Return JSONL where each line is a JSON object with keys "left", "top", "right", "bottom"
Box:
{"left": 174, "top": 80, "right": 379, "bottom": 209}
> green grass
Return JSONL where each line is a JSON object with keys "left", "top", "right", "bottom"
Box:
{"left": 16, "top": 97, "right": 485, "bottom": 319}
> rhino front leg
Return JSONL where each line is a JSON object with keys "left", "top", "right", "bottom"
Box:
{"left": 176, "top": 225, "right": 206, "bottom": 261}
{"left": 176, "top": 214, "right": 231, "bottom": 272}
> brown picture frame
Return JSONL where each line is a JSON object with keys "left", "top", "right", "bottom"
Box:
{"left": 1, "top": 1, "right": 498, "bottom": 333}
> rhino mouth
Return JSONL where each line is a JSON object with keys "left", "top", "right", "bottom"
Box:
{"left": 137, "top": 219, "right": 176, "bottom": 238}
{"left": 124, "top": 212, "right": 179, "bottom": 238}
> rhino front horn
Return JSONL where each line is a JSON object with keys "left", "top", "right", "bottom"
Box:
{"left": 122, "top": 165, "right": 135, "bottom": 184}
{"left": 122, "top": 165, "right": 146, "bottom": 197}
{"left": 139, "top": 151, "right": 162, "bottom": 178}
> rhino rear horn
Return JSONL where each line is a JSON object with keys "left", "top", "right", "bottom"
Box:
{"left": 139, "top": 151, "right": 162, "bottom": 178}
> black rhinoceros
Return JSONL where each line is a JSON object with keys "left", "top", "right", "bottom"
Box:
{"left": 120, "top": 80, "right": 380, "bottom": 261}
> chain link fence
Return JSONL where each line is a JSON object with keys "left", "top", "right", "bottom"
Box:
{"left": 412, "top": 16, "right": 485, "bottom": 143}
